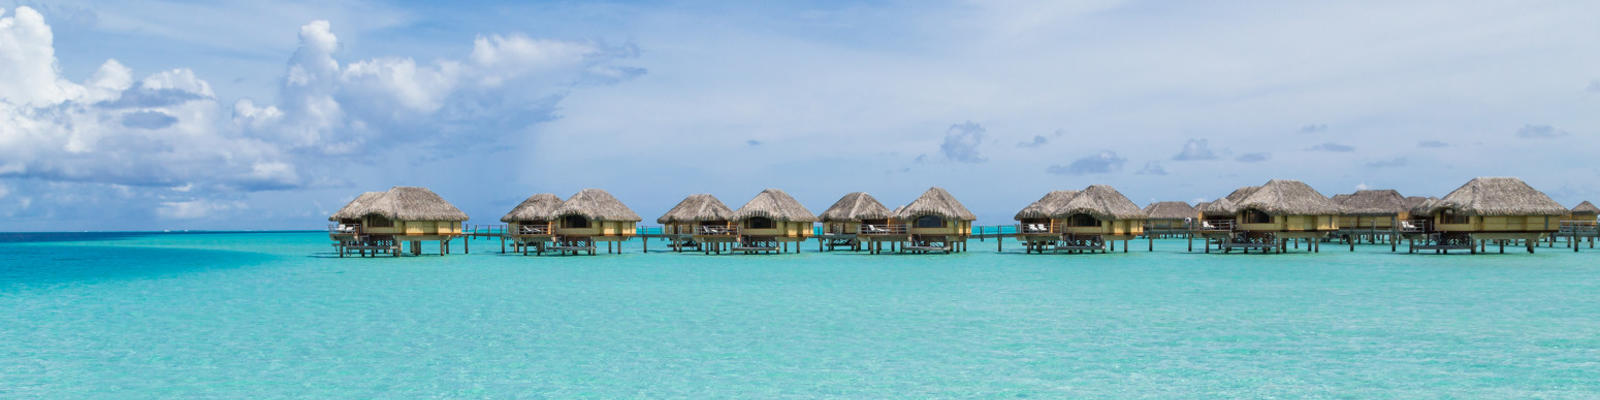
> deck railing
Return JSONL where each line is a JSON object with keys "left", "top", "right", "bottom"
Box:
{"left": 698, "top": 225, "right": 739, "bottom": 236}
{"left": 1559, "top": 220, "right": 1599, "bottom": 234}
{"left": 1016, "top": 223, "right": 1057, "bottom": 234}
{"left": 328, "top": 223, "right": 361, "bottom": 234}
{"left": 859, "top": 224, "right": 909, "bottom": 235}
{"left": 1399, "top": 219, "right": 1429, "bottom": 233}
{"left": 466, "top": 224, "right": 508, "bottom": 236}
{"left": 1198, "top": 220, "right": 1234, "bottom": 232}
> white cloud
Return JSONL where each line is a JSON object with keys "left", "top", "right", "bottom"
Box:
{"left": 0, "top": 7, "right": 639, "bottom": 223}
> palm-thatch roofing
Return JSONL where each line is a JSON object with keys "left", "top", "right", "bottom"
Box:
{"left": 1225, "top": 186, "right": 1261, "bottom": 203}
{"left": 731, "top": 189, "right": 817, "bottom": 222}
{"left": 1014, "top": 190, "right": 1077, "bottom": 220}
{"left": 820, "top": 192, "right": 891, "bottom": 221}
{"left": 1200, "top": 198, "right": 1238, "bottom": 217}
{"left": 1403, "top": 196, "right": 1430, "bottom": 210}
{"left": 1144, "top": 201, "right": 1198, "bottom": 220}
{"left": 1051, "top": 185, "right": 1145, "bottom": 220}
{"left": 1409, "top": 197, "right": 1440, "bottom": 216}
{"left": 1572, "top": 201, "right": 1600, "bottom": 216}
{"left": 500, "top": 193, "right": 562, "bottom": 222}
{"left": 329, "top": 186, "right": 469, "bottom": 221}
{"left": 1413, "top": 177, "right": 1568, "bottom": 216}
{"left": 552, "top": 189, "right": 641, "bottom": 222}
{"left": 1334, "top": 189, "right": 1408, "bottom": 217}
{"left": 1232, "top": 180, "right": 1341, "bottom": 215}
{"left": 657, "top": 194, "right": 735, "bottom": 224}
{"left": 893, "top": 187, "right": 977, "bottom": 221}
{"left": 329, "top": 191, "right": 385, "bottom": 221}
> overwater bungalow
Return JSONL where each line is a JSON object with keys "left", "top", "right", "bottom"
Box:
{"left": 728, "top": 189, "right": 817, "bottom": 254}
{"left": 1406, "top": 177, "right": 1568, "bottom": 254}
{"left": 886, "top": 187, "right": 976, "bottom": 254}
{"left": 1332, "top": 189, "right": 1409, "bottom": 250}
{"left": 1204, "top": 180, "right": 1341, "bottom": 253}
{"left": 327, "top": 186, "right": 469, "bottom": 257}
{"left": 546, "top": 189, "right": 641, "bottom": 255}
{"left": 1051, "top": 185, "right": 1147, "bottom": 253}
{"left": 1143, "top": 201, "right": 1197, "bottom": 237}
{"left": 1014, "top": 190, "right": 1077, "bottom": 253}
{"left": 656, "top": 194, "right": 735, "bottom": 252}
{"left": 1565, "top": 201, "right": 1600, "bottom": 249}
{"left": 818, "top": 192, "right": 891, "bottom": 251}
{"left": 500, "top": 193, "right": 562, "bottom": 255}
{"left": 1572, "top": 201, "right": 1599, "bottom": 218}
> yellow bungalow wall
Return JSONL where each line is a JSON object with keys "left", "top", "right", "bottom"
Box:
{"left": 907, "top": 218, "right": 972, "bottom": 237}
{"left": 1336, "top": 215, "right": 1401, "bottom": 229}
{"left": 554, "top": 219, "right": 638, "bottom": 237}
{"left": 1062, "top": 218, "right": 1147, "bottom": 236}
{"left": 1433, "top": 215, "right": 1555, "bottom": 232}
{"left": 1237, "top": 214, "right": 1338, "bottom": 232}
{"left": 739, "top": 220, "right": 813, "bottom": 240}
{"left": 360, "top": 217, "right": 462, "bottom": 236}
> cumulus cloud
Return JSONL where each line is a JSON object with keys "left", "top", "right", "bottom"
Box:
{"left": 0, "top": 8, "right": 639, "bottom": 220}
{"left": 1299, "top": 124, "right": 1327, "bottom": 134}
{"left": 1046, "top": 151, "right": 1126, "bottom": 175}
{"left": 1172, "top": 139, "right": 1218, "bottom": 161}
{"left": 0, "top": 7, "right": 295, "bottom": 191}
{"left": 940, "top": 121, "right": 987, "bottom": 163}
{"left": 1417, "top": 140, "right": 1449, "bottom": 148}
{"left": 1365, "top": 157, "right": 1407, "bottom": 168}
{"left": 1135, "top": 161, "right": 1168, "bottom": 175}
{"left": 1236, "top": 152, "right": 1270, "bottom": 163}
{"left": 1515, "top": 124, "right": 1568, "bottom": 139}
{"left": 1306, "top": 142, "right": 1354, "bottom": 152}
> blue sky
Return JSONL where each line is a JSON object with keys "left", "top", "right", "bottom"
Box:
{"left": 2, "top": 0, "right": 1599, "bottom": 230}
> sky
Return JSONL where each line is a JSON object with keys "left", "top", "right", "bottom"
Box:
{"left": 2, "top": 0, "right": 1599, "bottom": 231}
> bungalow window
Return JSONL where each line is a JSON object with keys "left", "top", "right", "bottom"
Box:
{"left": 1066, "top": 214, "right": 1099, "bottom": 227}
{"left": 914, "top": 215, "right": 945, "bottom": 228}
{"left": 1242, "top": 209, "right": 1272, "bottom": 224}
{"left": 746, "top": 217, "right": 775, "bottom": 229}
{"left": 1441, "top": 209, "right": 1470, "bottom": 224}
{"left": 367, "top": 216, "right": 393, "bottom": 228}
{"left": 563, "top": 215, "right": 590, "bottom": 228}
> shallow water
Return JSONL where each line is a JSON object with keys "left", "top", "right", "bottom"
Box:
{"left": 2, "top": 232, "right": 1598, "bottom": 398}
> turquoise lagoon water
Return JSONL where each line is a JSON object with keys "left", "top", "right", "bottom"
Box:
{"left": 2, "top": 232, "right": 1598, "bottom": 398}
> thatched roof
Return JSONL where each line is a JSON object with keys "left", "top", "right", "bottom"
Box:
{"left": 1414, "top": 177, "right": 1568, "bottom": 216}
{"left": 1403, "top": 196, "right": 1430, "bottom": 210}
{"left": 329, "top": 191, "right": 385, "bottom": 221}
{"left": 1200, "top": 198, "right": 1238, "bottom": 217}
{"left": 1409, "top": 197, "right": 1440, "bottom": 216}
{"left": 1225, "top": 186, "right": 1261, "bottom": 203}
{"left": 732, "top": 189, "right": 817, "bottom": 222}
{"left": 1232, "top": 180, "right": 1341, "bottom": 215}
{"left": 1334, "top": 189, "right": 1408, "bottom": 217}
{"left": 894, "top": 187, "right": 977, "bottom": 221}
{"left": 1573, "top": 201, "right": 1600, "bottom": 215}
{"left": 329, "top": 186, "right": 469, "bottom": 221}
{"left": 820, "top": 192, "right": 891, "bottom": 221}
{"left": 1014, "top": 190, "right": 1076, "bottom": 220}
{"left": 657, "top": 194, "right": 735, "bottom": 224}
{"left": 1144, "top": 201, "right": 1197, "bottom": 220}
{"left": 552, "top": 189, "right": 641, "bottom": 222}
{"left": 1052, "top": 185, "right": 1145, "bottom": 220}
{"left": 500, "top": 193, "right": 562, "bottom": 222}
